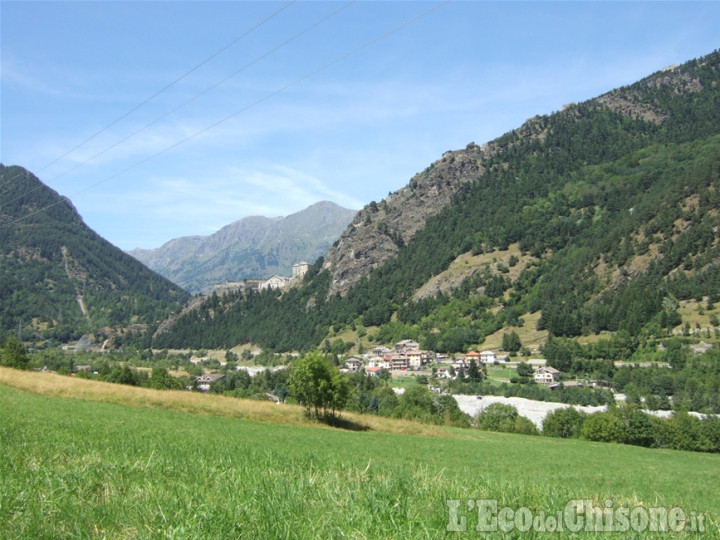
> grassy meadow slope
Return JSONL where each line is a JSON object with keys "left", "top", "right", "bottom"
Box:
{"left": 1, "top": 371, "right": 718, "bottom": 538}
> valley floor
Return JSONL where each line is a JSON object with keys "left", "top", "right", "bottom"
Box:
{"left": 454, "top": 394, "right": 607, "bottom": 429}
{"left": 453, "top": 394, "right": 719, "bottom": 429}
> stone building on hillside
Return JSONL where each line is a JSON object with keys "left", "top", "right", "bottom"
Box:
{"left": 292, "top": 262, "right": 311, "bottom": 280}
{"left": 259, "top": 275, "right": 292, "bottom": 291}
{"left": 213, "top": 261, "right": 310, "bottom": 295}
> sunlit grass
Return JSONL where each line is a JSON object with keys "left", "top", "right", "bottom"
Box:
{"left": 676, "top": 299, "right": 720, "bottom": 335}
{"left": 0, "top": 368, "right": 450, "bottom": 437}
{"left": 484, "top": 365, "right": 514, "bottom": 382}
{"left": 482, "top": 310, "right": 548, "bottom": 354}
{"left": 2, "top": 368, "right": 719, "bottom": 538}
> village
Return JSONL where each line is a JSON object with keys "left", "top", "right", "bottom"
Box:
{"left": 188, "top": 337, "right": 568, "bottom": 392}
{"left": 202, "top": 260, "right": 588, "bottom": 390}
{"left": 335, "top": 338, "right": 566, "bottom": 387}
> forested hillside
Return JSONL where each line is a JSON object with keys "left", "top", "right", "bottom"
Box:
{"left": 155, "top": 51, "right": 720, "bottom": 353}
{"left": 0, "top": 165, "right": 189, "bottom": 343}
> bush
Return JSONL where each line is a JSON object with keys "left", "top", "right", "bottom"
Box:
{"left": 476, "top": 403, "right": 536, "bottom": 434}
{"left": 516, "top": 362, "right": 533, "bottom": 378}
{"left": 580, "top": 412, "right": 625, "bottom": 443}
{"left": 542, "top": 407, "right": 587, "bottom": 438}
{"left": 146, "top": 367, "right": 182, "bottom": 390}
{"left": 374, "top": 386, "right": 399, "bottom": 417}
{"left": 0, "top": 338, "right": 30, "bottom": 370}
{"left": 395, "top": 385, "right": 438, "bottom": 422}
{"left": 619, "top": 407, "right": 655, "bottom": 447}
{"left": 653, "top": 411, "right": 716, "bottom": 452}
{"left": 514, "top": 415, "right": 539, "bottom": 435}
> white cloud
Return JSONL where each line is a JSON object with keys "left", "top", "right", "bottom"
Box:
{"left": 76, "top": 162, "right": 363, "bottom": 248}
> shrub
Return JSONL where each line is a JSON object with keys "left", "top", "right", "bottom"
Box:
{"left": 476, "top": 403, "right": 535, "bottom": 434}
{"left": 580, "top": 412, "right": 625, "bottom": 443}
{"left": 0, "top": 338, "right": 30, "bottom": 370}
{"left": 542, "top": 407, "right": 587, "bottom": 438}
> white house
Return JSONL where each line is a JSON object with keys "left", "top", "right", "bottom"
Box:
{"left": 451, "top": 358, "right": 467, "bottom": 372}
{"left": 368, "top": 356, "right": 392, "bottom": 370}
{"left": 534, "top": 366, "right": 560, "bottom": 385}
{"left": 407, "top": 350, "right": 423, "bottom": 369}
{"left": 480, "top": 350, "right": 497, "bottom": 364}
{"left": 196, "top": 373, "right": 225, "bottom": 391}
{"left": 406, "top": 350, "right": 432, "bottom": 369}
{"left": 345, "top": 358, "right": 364, "bottom": 372}
{"left": 366, "top": 366, "right": 384, "bottom": 377}
{"left": 437, "top": 366, "right": 452, "bottom": 379}
{"left": 366, "top": 356, "right": 382, "bottom": 368}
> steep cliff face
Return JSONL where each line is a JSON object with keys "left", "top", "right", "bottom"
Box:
{"left": 324, "top": 143, "right": 486, "bottom": 295}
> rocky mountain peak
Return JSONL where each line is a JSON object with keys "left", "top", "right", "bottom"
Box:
{"left": 322, "top": 51, "right": 720, "bottom": 299}
{"left": 323, "top": 142, "right": 486, "bottom": 296}
{"left": 129, "top": 201, "right": 356, "bottom": 294}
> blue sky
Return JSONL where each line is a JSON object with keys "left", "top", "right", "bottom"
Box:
{"left": 2, "top": 1, "right": 719, "bottom": 250}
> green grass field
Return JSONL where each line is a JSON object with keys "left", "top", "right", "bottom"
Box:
{"left": 2, "top": 374, "right": 719, "bottom": 538}
{"left": 485, "top": 366, "right": 515, "bottom": 381}
{"left": 389, "top": 375, "right": 426, "bottom": 389}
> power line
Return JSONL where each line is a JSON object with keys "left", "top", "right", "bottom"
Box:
{"left": 2, "top": 1, "right": 355, "bottom": 212}
{"left": 6, "top": 0, "right": 356, "bottom": 204}
{"left": 0, "top": 1, "right": 295, "bottom": 198}
{"left": 1, "top": 0, "right": 449, "bottom": 230}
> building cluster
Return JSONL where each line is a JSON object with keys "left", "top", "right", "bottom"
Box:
{"left": 212, "top": 262, "right": 311, "bottom": 296}
{"left": 191, "top": 339, "right": 574, "bottom": 391}
{"left": 340, "top": 339, "right": 507, "bottom": 378}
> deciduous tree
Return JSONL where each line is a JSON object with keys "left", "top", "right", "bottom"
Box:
{"left": 289, "top": 352, "right": 350, "bottom": 418}
{"left": 0, "top": 337, "right": 30, "bottom": 369}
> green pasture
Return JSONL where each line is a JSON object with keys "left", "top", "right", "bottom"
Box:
{"left": 1, "top": 383, "right": 718, "bottom": 538}
{"left": 485, "top": 366, "right": 515, "bottom": 382}
{"left": 389, "top": 374, "right": 425, "bottom": 388}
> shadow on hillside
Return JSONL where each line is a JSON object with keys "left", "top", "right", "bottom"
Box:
{"left": 316, "top": 414, "right": 371, "bottom": 432}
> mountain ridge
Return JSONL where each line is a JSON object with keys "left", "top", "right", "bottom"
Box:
{"left": 0, "top": 164, "right": 189, "bottom": 343}
{"left": 322, "top": 54, "right": 718, "bottom": 297}
{"left": 152, "top": 49, "right": 720, "bottom": 353}
{"left": 128, "top": 201, "right": 356, "bottom": 294}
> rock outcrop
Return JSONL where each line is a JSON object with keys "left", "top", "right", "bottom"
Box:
{"left": 324, "top": 142, "right": 486, "bottom": 296}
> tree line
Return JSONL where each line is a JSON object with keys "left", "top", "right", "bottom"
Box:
{"left": 478, "top": 402, "right": 720, "bottom": 454}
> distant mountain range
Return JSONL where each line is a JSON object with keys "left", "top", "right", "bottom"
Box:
{"left": 128, "top": 201, "right": 356, "bottom": 294}
{"left": 0, "top": 165, "right": 189, "bottom": 343}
